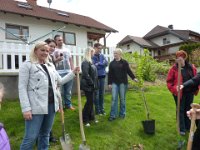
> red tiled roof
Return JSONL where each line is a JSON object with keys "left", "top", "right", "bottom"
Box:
{"left": 0, "top": 0, "right": 118, "bottom": 33}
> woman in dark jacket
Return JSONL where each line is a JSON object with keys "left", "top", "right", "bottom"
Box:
{"left": 81, "top": 47, "right": 98, "bottom": 127}
{"left": 167, "top": 50, "right": 198, "bottom": 136}
{"left": 108, "top": 48, "right": 137, "bottom": 121}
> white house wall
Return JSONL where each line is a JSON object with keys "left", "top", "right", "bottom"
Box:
{"left": 120, "top": 42, "right": 144, "bottom": 55}
{"left": 150, "top": 34, "right": 183, "bottom": 46}
{"left": 0, "top": 12, "right": 105, "bottom": 48}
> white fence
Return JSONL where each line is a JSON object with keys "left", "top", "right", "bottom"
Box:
{"left": 0, "top": 42, "right": 115, "bottom": 74}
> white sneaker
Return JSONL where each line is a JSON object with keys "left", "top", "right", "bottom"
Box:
{"left": 95, "top": 120, "right": 99, "bottom": 123}
{"left": 85, "top": 123, "right": 90, "bottom": 127}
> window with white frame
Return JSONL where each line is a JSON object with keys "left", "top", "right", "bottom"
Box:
{"left": 54, "top": 31, "right": 76, "bottom": 45}
{"left": 5, "top": 24, "right": 29, "bottom": 41}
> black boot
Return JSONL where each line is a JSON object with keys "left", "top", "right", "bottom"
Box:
{"left": 49, "top": 131, "right": 58, "bottom": 143}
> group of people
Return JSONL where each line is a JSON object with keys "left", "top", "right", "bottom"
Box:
{"left": 166, "top": 50, "right": 200, "bottom": 150}
{"left": 18, "top": 36, "right": 137, "bottom": 150}
{"left": 18, "top": 35, "right": 200, "bottom": 150}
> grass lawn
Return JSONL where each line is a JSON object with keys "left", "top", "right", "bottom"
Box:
{"left": 1, "top": 82, "right": 200, "bottom": 150}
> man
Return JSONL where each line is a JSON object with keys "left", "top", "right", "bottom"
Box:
{"left": 92, "top": 43, "right": 108, "bottom": 115}
{"left": 54, "top": 35, "right": 75, "bottom": 110}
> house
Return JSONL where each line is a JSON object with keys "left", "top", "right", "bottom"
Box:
{"left": 0, "top": 0, "right": 117, "bottom": 47}
{"left": 117, "top": 25, "right": 200, "bottom": 61}
{"left": 0, "top": 0, "right": 117, "bottom": 99}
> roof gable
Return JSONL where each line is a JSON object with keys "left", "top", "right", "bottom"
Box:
{"left": 0, "top": 0, "right": 117, "bottom": 33}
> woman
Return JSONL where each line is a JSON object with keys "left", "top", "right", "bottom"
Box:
{"left": 108, "top": 48, "right": 137, "bottom": 121}
{"left": 166, "top": 50, "right": 198, "bottom": 135}
{"left": 18, "top": 41, "right": 79, "bottom": 150}
{"left": 80, "top": 47, "right": 98, "bottom": 127}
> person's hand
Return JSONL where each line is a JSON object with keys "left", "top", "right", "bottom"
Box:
{"left": 23, "top": 111, "right": 32, "bottom": 120}
{"left": 187, "top": 108, "right": 200, "bottom": 120}
{"left": 176, "top": 85, "right": 184, "bottom": 91}
{"left": 108, "top": 84, "right": 112, "bottom": 90}
{"left": 134, "top": 78, "right": 138, "bottom": 82}
{"left": 73, "top": 66, "right": 80, "bottom": 74}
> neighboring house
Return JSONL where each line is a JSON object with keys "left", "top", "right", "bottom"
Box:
{"left": 0, "top": 0, "right": 117, "bottom": 47}
{"left": 0, "top": 0, "right": 117, "bottom": 99}
{"left": 117, "top": 25, "right": 200, "bottom": 61}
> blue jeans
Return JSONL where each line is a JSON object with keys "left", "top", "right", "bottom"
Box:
{"left": 94, "top": 77, "right": 105, "bottom": 114}
{"left": 60, "top": 73, "right": 74, "bottom": 108}
{"left": 109, "top": 83, "right": 127, "bottom": 118}
{"left": 20, "top": 103, "right": 55, "bottom": 150}
{"left": 173, "top": 93, "right": 194, "bottom": 132}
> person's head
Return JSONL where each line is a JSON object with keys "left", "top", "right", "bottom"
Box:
{"left": 0, "top": 82, "right": 4, "bottom": 102}
{"left": 176, "top": 50, "right": 188, "bottom": 66}
{"left": 113, "top": 48, "right": 123, "bottom": 61}
{"left": 54, "top": 35, "right": 63, "bottom": 48}
{"left": 84, "top": 47, "right": 95, "bottom": 63}
{"left": 30, "top": 41, "right": 49, "bottom": 64}
{"left": 44, "top": 38, "right": 56, "bottom": 54}
{"left": 94, "top": 43, "right": 102, "bottom": 54}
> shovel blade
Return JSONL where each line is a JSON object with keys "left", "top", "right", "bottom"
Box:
{"left": 60, "top": 134, "right": 73, "bottom": 150}
{"left": 79, "top": 144, "right": 90, "bottom": 150}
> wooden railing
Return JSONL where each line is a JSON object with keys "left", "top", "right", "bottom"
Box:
{"left": 0, "top": 42, "right": 115, "bottom": 75}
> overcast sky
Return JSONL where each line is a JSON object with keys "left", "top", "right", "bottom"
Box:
{"left": 22, "top": 0, "right": 200, "bottom": 47}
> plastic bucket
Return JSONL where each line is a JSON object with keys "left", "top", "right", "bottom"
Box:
{"left": 142, "top": 119, "right": 155, "bottom": 134}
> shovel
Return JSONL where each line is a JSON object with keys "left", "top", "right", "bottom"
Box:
{"left": 186, "top": 103, "right": 200, "bottom": 150}
{"left": 57, "top": 89, "right": 73, "bottom": 150}
{"left": 140, "top": 88, "right": 155, "bottom": 134}
{"left": 76, "top": 56, "right": 90, "bottom": 150}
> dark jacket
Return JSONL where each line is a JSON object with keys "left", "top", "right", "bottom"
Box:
{"left": 108, "top": 59, "right": 135, "bottom": 85}
{"left": 92, "top": 53, "right": 108, "bottom": 78}
{"left": 80, "top": 60, "right": 98, "bottom": 92}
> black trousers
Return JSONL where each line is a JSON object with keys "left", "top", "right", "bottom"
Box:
{"left": 82, "top": 91, "right": 95, "bottom": 123}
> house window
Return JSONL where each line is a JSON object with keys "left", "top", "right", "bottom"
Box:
{"left": 6, "top": 24, "right": 29, "bottom": 41}
{"left": 163, "top": 38, "right": 167, "bottom": 45}
{"left": 127, "top": 44, "right": 130, "bottom": 50}
{"left": 54, "top": 31, "right": 76, "bottom": 45}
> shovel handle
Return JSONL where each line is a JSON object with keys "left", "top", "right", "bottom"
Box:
{"left": 177, "top": 59, "right": 181, "bottom": 135}
{"left": 186, "top": 103, "right": 200, "bottom": 150}
{"left": 76, "top": 56, "right": 86, "bottom": 143}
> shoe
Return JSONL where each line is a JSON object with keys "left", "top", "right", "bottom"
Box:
{"left": 108, "top": 117, "right": 115, "bottom": 121}
{"left": 67, "top": 106, "right": 75, "bottom": 110}
{"left": 49, "top": 137, "right": 58, "bottom": 143}
{"left": 119, "top": 115, "right": 125, "bottom": 119}
{"left": 85, "top": 123, "right": 90, "bottom": 127}
{"left": 95, "top": 120, "right": 99, "bottom": 123}
{"left": 180, "top": 131, "right": 186, "bottom": 136}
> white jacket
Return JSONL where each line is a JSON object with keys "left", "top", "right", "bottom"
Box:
{"left": 18, "top": 61, "right": 75, "bottom": 114}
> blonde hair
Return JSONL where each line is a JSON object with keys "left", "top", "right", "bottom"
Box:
{"left": 29, "top": 41, "right": 49, "bottom": 63}
{"left": 113, "top": 48, "right": 123, "bottom": 56}
{"left": 84, "top": 47, "right": 94, "bottom": 63}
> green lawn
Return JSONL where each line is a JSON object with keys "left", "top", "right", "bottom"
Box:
{"left": 1, "top": 83, "right": 200, "bottom": 150}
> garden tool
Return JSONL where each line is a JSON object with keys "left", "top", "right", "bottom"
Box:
{"left": 57, "top": 89, "right": 73, "bottom": 150}
{"left": 176, "top": 58, "right": 185, "bottom": 150}
{"left": 186, "top": 103, "right": 200, "bottom": 150}
{"left": 76, "top": 56, "right": 90, "bottom": 150}
{"left": 140, "top": 88, "right": 155, "bottom": 134}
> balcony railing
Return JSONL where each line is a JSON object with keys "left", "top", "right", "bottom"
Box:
{"left": 0, "top": 42, "right": 115, "bottom": 75}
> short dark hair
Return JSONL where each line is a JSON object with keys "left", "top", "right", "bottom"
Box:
{"left": 54, "top": 35, "right": 61, "bottom": 41}
{"left": 44, "top": 38, "right": 56, "bottom": 45}
{"left": 94, "top": 43, "right": 102, "bottom": 48}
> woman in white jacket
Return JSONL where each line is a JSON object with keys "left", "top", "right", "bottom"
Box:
{"left": 18, "top": 41, "right": 79, "bottom": 150}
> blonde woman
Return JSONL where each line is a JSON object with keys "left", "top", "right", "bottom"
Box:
{"left": 80, "top": 47, "right": 98, "bottom": 127}
{"left": 108, "top": 48, "right": 137, "bottom": 121}
{"left": 18, "top": 41, "right": 79, "bottom": 150}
